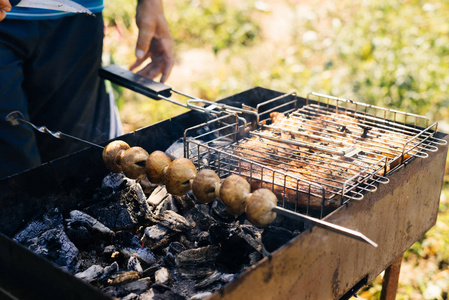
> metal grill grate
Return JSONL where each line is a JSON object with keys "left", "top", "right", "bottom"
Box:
{"left": 183, "top": 92, "right": 446, "bottom": 218}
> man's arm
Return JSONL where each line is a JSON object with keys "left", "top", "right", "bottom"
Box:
{"left": 130, "top": 0, "right": 174, "bottom": 83}
{"left": 0, "top": 0, "right": 12, "bottom": 21}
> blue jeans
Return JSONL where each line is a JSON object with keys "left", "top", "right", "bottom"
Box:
{"left": 0, "top": 14, "right": 112, "bottom": 179}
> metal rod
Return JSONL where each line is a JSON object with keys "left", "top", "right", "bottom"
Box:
{"left": 250, "top": 131, "right": 347, "bottom": 156}
{"left": 273, "top": 206, "right": 378, "bottom": 247}
{"left": 301, "top": 104, "right": 443, "bottom": 154}
{"left": 6, "top": 111, "right": 104, "bottom": 149}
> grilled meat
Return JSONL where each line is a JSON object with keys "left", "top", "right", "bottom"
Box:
{"left": 231, "top": 107, "right": 417, "bottom": 208}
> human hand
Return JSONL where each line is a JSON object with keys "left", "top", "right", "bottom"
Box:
{"left": 130, "top": 0, "right": 174, "bottom": 83}
{"left": 0, "top": 0, "right": 12, "bottom": 21}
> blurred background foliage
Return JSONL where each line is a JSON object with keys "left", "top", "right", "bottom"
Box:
{"left": 103, "top": 0, "right": 449, "bottom": 298}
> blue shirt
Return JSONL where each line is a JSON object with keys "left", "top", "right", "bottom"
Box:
{"left": 6, "top": 0, "right": 104, "bottom": 19}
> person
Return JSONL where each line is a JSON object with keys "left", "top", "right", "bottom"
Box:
{"left": 0, "top": 0, "right": 174, "bottom": 179}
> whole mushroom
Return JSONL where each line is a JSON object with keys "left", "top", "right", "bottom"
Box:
{"left": 102, "top": 140, "right": 130, "bottom": 173}
{"left": 245, "top": 188, "right": 278, "bottom": 226}
{"left": 120, "top": 147, "right": 150, "bottom": 179}
{"left": 219, "top": 174, "right": 250, "bottom": 216}
{"left": 145, "top": 150, "right": 172, "bottom": 184}
{"left": 165, "top": 158, "right": 197, "bottom": 196}
{"left": 192, "top": 169, "right": 221, "bottom": 204}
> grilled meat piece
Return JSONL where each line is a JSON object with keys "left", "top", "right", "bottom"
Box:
{"left": 230, "top": 107, "right": 417, "bottom": 208}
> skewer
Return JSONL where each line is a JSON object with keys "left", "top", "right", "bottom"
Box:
{"left": 3, "top": 112, "right": 379, "bottom": 249}
{"left": 6, "top": 111, "right": 104, "bottom": 150}
{"left": 273, "top": 206, "right": 378, "bottom": 247}
{"left": 101, "top": 140, "right": 378, "bottom": 247}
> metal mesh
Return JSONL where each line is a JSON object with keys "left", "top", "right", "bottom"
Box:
{"left": 183, "top": 92, "right": 446, "bottom": 218}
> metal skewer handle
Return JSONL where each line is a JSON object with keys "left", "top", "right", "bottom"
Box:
{"left": 273, "top": 206, "right": 378, "bottom": 247}
{"left": 99, "top": 64, "right": 261, "bottom": 117}
{"left": 6, "top": 111, "right": 104, "bottom": 150}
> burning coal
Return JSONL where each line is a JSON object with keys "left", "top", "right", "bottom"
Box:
{"left": 13, "top": 172, "right": 302, "bottom": 299}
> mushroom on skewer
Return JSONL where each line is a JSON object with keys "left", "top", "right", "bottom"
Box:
{"left": 164, "top": 158, "right": 197, "bottom": 196}
{"left": 191, "top": 169, "right": 220, "bottom": 204}
{"left": 120, "top": 147, "right": 150, "bottom": 179}
{"left": 244, "top": 188, "right": 278, "bottom": 226}
{"left": 101, "top": 140, "right": 278, "bottom": 226}
{"left": 219, "top": 174, "right": 251, "bottom": 216}
{"left": 146, "top": 150, "right": 172, "bottom": 184}
{"left": 102, "top": 140, "right": 130, "bottom": 173}
{"left": 100, "top": 140, "right": 378, "bottom": 246}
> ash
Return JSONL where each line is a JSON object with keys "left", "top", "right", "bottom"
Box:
{"left": 13, "top": 172, "right": 303, "bottom": 300}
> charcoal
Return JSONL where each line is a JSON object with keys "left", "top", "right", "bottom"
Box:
{"left": 103, "top": 277, "right": 153, "bottom": 299}
{"left": 76, "top": 249, "right": 105, "bottom": 272}
{"left": 98, "top": 261, "right": 120, "bottom": 283}
{"left": 138, "top": 176, "right": 158, "bottom": 194}
{"left": 68, "top": 210, "right": 114, "bottom": 237}
{"left": 86, "top": 183, "right": 153, "bottom": 230}
{"left": 122, "top": 293, "right": 140, "bottom": 300}
{"left": 12, "top": 161, "right": 302, "bottom": 300}
{"left": 208, "top": 223, "right": 255, "bottom": 273}
{"left": 109, "top": 231, "right": 157, "bottom": 267}
{"left": 122, "top": 183, "right": 154, "bottom": 223}
{"left": 262, "top": 226, "right": 294, "bottom": 253}
{"left": 142, "top": 263, "right": 162, "bottom": 278}
{"left": 166, "top": 195, "right": 180, "bottom": 214}
{"left": 239, "top": 224, "right": 269, "bottom": 256}
{"left": 120, "top": 278, "right": 153, "bottom": 294}
{"left": 178, "top": 234, "right": 194, "bottom": 250}
{"left": 85, "top": 199, "right": 132, "bottom": 230}
{"left": 189, "top": 292, "right": 213, "bottom": 300}
{"left": 13, "top": 208, "right": 63, "bottom": 244}
{"left": 147, "top": 235, "right": 173, "bottom": 253}
{"left": 103, "top": 245, "right": 119, "bottom": 260}
{"left": 121, "top": 247, "right": 156, "bottom": 266}
{"left": 66, "top": 210, "right": 114, "bottom": 249}
{"left": 194, "top": 271, "right": 222, "bottom": 289}
{"left": 140, "top": 224, "right": 174, "bottom": 252}
{"left": 114, "top": 231, "right": 142, "bottom": 248}
{"left": 65, "top": 221, "right": 92, "bottom": 249}
{"left": 138, "top": 290, "right": 155, "bottom": 300}
{"left": 175, "top": 245, "right": 220, "bottom": 267}
{"left": 164, "top": 242, "right": 186, "bottom": 268}
{"left": 249, "top": 251, "right": 263, "bottom": 265}
{"left": 210, "top": 200, "right": 235, "bottom": 222}
{"left": 128, "top": 256, "right": 144, "bottom": 274}
{"left": 190, "top": 204, "right": 216, "bottom": 231}
{"left": 75, "top": 264, "right": 104, "bottom": 282}
{"left": 174, "top": 267, "right": 215, "bottom": 280}
{"left": 153, "top": 194, "right": 191, "bottom": 215}
{"left": 151, "top": 210, "right": 193, "bottom": 233}
{"left": 153, "top": 196, "right": 171, "bottom": 216}
{"left": 152, "top": 283, "right": 186, "bottom": 300}
{"left": 173, "top": 192, "right": 196, "bottom": 212}
{"left": 123, "top": 291, "right": 158, "bottom": 300}
{"left": 147, "top": 186, "right": 169, "bottom": 207}
{"left": 102, "top": 285, "right": 121, "bottom": 298}
{"left": 155, "top": 267, "right": 170, "bottom": 285}
{"left": 102, "top": 172, "right": 135, "bottom": 189}
{"left": 27, "top": 224, "right": 80, "bottom": 273}
{"left": 184, "top": 226, "right": 206, "bottom": 249}
{"left": 219, "top": 273, "right": 235, "bottom": 283}
{"left": 141, "top": 224, "right": 170, "bottom": 246}
{"left": 195, "top": 231, "right": 210, "bottom": 247}
{"left": 108, "top": 270, "right": 141, "bottom": 286}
